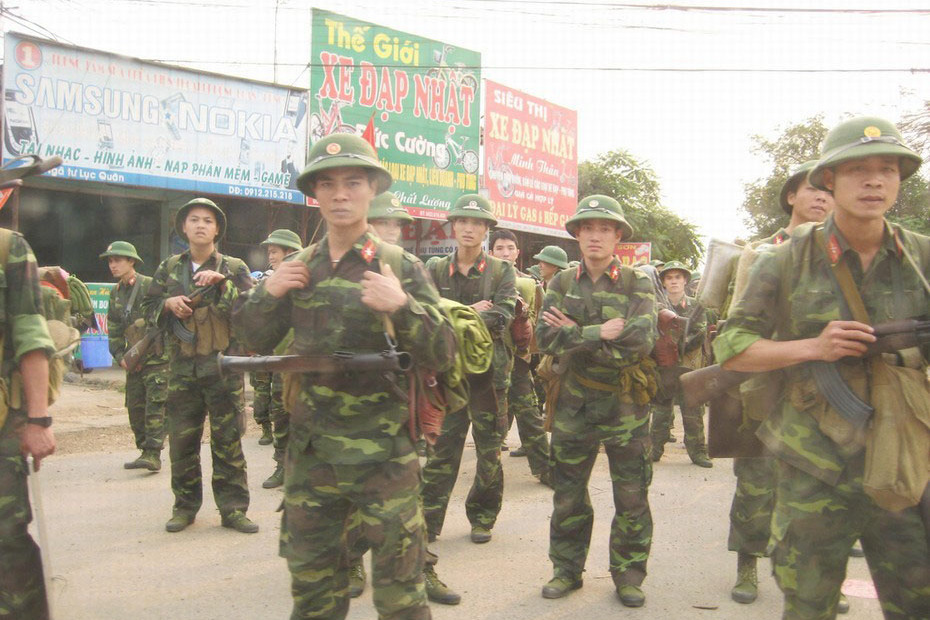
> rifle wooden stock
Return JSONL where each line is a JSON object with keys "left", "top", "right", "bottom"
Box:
{"left": 680, "top": 364, "right": 752, "bottom": 409}
{"left": 217, "top": 350, "right": 413, "bottom": 376}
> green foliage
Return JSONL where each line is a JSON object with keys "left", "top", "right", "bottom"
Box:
{"left": 577, "top": 150, "right": 703, "bottom": 266}
{"left": 743, "top": 114, "right": 930, "bottom": 239}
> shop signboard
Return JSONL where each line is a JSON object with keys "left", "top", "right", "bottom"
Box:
{"left": 2, "top": 33, "right": 309, "bottom": 204}
{"left": 399, "top": 220, "right": 457, "bottom": 258}
{"left": 615, "top": 242, "right": 651, "bottom": 266}
{"left": 483, "top": 80, "right": 576, "bottom": 238}
{"left": 84, "top": 282, "right": 114, "bottom": 336}
{"left": 309, "top": 10, "right": 480, "bottom": 219}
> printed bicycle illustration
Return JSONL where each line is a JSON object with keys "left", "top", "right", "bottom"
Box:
{"left": 308, "top": 95, "right": 356, "bottom": 143}
{"left": 427, "top": 45, "right": 479, "bottom": 93}
{"left": 432, "top": 133, "right": 479, "bottom": 174}
{"left": 486, "top": 145, "right": 515, "bottom": 198}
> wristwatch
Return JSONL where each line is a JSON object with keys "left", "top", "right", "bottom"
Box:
{"left": 26, "top": 416, "right": 53, "bottom": 428}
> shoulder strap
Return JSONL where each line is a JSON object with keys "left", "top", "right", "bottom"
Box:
{"left": 814, "top": 227, "right": 870, "bottom": 323}
{"left": 480, "top": 257, "right": 506, "bottom": 302}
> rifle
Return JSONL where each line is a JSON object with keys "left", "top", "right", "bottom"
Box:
{"left": 681, "top": 318, "right": 930, "bottom": 423}
{"left": 122, "top": 278, "right": 226, "bottom": 372}
{"left": 216, "top": 350, "right": 413, "bottom": 376}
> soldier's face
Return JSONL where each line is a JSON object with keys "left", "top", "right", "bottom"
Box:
{"left": 662, "top": 271, "right": 688, "bottom": 296}
{"left": 538, "top": 261, "right": 559, "bottom": 280}
{"left": 576, "top": 219, "right": 622, "bottom": 262}
{"left": 491, "top": 239, "right": 519, "bottom": 264}
{"left": 312, "top": 167, "right": 377, "bottom": 230}
{"left": 823, "top": 156, "right": 900, "bottom": 224}
{"left": 183, "top": 207, "right": 219, "bottom": 246}
{"left": 266, "top": 245, "right": 287, "bottom": 270}
{"left": 451, "top": 217, "right": 489, "bottom": 250}
{"left": 108, "top": 256, "right": 134, "bottom": 279}
{"left": 788, "top": 179, "right": 834, "bottom": 225}
{"left": 370, "top": 218, "right": 404, "bottom": 244}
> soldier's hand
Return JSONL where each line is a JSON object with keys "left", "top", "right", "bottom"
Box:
{"left": 361, "top": 264, "right": 407, "bottom": 313}
{"left": 264, "top": 261, "right": 310, "bottom": 298}
{"left": 192, "top": 270, "right": 225, "bottom": 286}
{"left": 21, "top": 425, "right": 55, "bottom": 470}
{"left": 599, "top": 317, "right": 626, "bottom": 340}
{"left": 813, "top": 320, "right": 875, "bottom": 361}
{"left": 471, "top": 300, "right": 493, "bottom": 312}
{"left": 165, "top": 295, "right": 193, "bottom": 319}
{"left": 541, "top": 307, "right": 577, "bottom": 329}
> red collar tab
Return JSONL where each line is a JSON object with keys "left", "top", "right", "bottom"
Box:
{"left": 476, "top": 258, "right": 487, "bottom": 274}
{"left": 893, "top": 229, "right": 904, "bottom": 258}
{"left": 361, "top": 238, "right": 377, "bottom": 264}
{"left": 773, "top": 233, "right": 785, "bottom": 246}
{"left": 827, "top": 234, "right": 843, "bottom": 265}
{"left": 448, "top": 259, "right": 455, "bottom": 278}
{"left": 575, "top": 263, "right": 583, "bottom": 280}
{"left": 608, "top": 263, "right": 620, "bottom": 282}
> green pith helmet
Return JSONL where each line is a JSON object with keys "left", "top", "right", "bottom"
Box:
{"left": 98, "top": 240, "right": 143, "bottom": 264}
{"left": 261, "top": 229, "right": 303, "bottom": 252}
{"left": 175, "top": 198, "right": 227, "bottom": 241}
{"left": 565, "top": 195, "right": 634, "bottom": 239}
{"left": 526, "top": 264, "right": 542, "bottom": 280}
{"left": 659, "top": 260, "right": 692, "bottom": 282}
{"left": 809, "top": 116, "right": 922, "bottom": 190}
{"left": 532, "top": 245, "right": 569, "bottom": 269}
{"left": 369, "top": 191, "right": 414, "bottom": 223}
{"left": 446, "top": 194, "right": 497, "bottom": 226}
{"left": 296, "top": 134, "right": 392, "bottom": 198}
{"left": 779, "top": 160, "right": 819, "bottom": 214}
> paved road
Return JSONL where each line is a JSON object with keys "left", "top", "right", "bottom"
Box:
{"left": 35, "top": 417, "right": 883, "bottom": 619}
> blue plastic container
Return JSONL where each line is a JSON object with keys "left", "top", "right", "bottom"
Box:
{"left": 79, "top": 335, "right": 113, "bottom": 369}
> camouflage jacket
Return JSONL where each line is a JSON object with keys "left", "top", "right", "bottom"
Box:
{"left": 107, "top": 274, "right": 167, "bottom": 369}
{"left": 429, "top": 250, "right": 517, "bottom": 390}
{"left": 0, "top": 231, "right": 55, "bottom": 421}
{"left": 140, "top": 249, "right": 252, "bottom": 378}
{"left": 232, "top": 231, "right": 456, "bottom": 465}
{"left": 536, "top": 258, "right": 657, "bottom": 428}
{"left": 715, "top": 215, "right": 930, "bottom": 484}
{"left": 668, "top": 295, "right": 706, "bottom": 353}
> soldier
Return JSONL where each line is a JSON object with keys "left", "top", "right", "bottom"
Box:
{"left": 649, "top": 260, "right": 712, "bottom": 468}
{"left": 724, "top": 159, "right": 838, "bottom": 606}
{"left": 421, "top": 194, "right": 517, "bottom": 545}
{"left": 536, "top": 195, "right": 657, "bottom": 607}
{"left": 488, "top": 229, "right": 550, "bottom": 481}
{"left": 250, "top": 371, "right": 274, "bottom": 444}
{"left": 0, "top": 229, "right": 56, "bottom": 619}
{"left": 532, "top": 245, "right": 569, "bottom": 287}
{"left": 256, "top": 229, "right": 303, "bottom": 490}
{"left": 140, "top": 198, "right": 257, "bottom": 535}
{"left": 101, "top": 241, "right": 168, "bottom": 472}
{"left": 233, "top": 133, "right": 456, "bottom": 619}
{"left": 369, "top": 191, "right": 414, "bottom": 245}
{"left": 716, "top": 117, "right": 930, "bottom": 619}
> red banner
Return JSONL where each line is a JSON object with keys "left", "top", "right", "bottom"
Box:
{"left": 615, "top": 242, "right": 651, "bottom": 266}
{"left": 483, "top": 80, "right": 577, "bottom": 237}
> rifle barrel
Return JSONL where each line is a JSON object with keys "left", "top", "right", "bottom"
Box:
{"left": 217, "top": 351, "right": 412, "bottom": 376}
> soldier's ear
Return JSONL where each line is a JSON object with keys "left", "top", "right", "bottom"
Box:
{"left": 822, "top": 169, "right": 835, "bottom": 192}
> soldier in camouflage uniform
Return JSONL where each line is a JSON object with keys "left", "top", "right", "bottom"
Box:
{"left": 536, "top": 196, "right": 658, "bottom": 608}
{"left": 250, "top": 372, "right": 274, "bottom": 445}
{"left": 0, "top": 230, "right": 56, "bottom": 619}
{"left": 141, "top": 198, "right": 258, "bottom": 535}
{"left": 488, "top": 229, "right": 551, "bottom": 482}
{"left": 716, "top": 117, "right": 930, "bottom": 619}
{"left": 421, "top": 194, "right": 517, "bottom": 545}
{"left": 101, "top": 241, "right": 168, "bottom": 472}
{"left": 724, "top": 160, "right": 837, "bottom": 606}
{"left": 233, "top": 134, "right": 456, "bottom": 620}
{"left": 648, "top": 260, "right": 712, "bottom": 467}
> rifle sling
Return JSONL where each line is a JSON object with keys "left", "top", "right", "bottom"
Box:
{"left": 124, "top": 277, "right": 142, "bottom": 321}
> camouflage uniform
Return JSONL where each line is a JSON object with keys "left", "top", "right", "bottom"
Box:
{"left": 507, "top": 270, "right": 549, "bottom": 479}
{"left": 536, "top": 259, "right": 658, "bottom": 588}
{"left": 232, "top": 231, "right": 456, "bottom": 620}
{"left": 250, "top": 371, "right": 272, "bottom": 428}
{"left": 107, "top": 274, "right": 168, "bottom": 452}
{"left": 649, "top": 294, "right": 709, "bottom": 462}
{"left": 715, "top": 215, "right": 930, "bottom": 619}
{"left": 140, "top": 249, "right": 253, "bottom": 520}
{"left": 0, "top": 232, "right": 56, "bottom": 619}
{"left": 421, "top": 250, "right": 516, "bottom": 536}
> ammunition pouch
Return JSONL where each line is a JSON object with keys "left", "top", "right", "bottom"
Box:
{"left": 570, "top": 356, "right": 658, "bottom": 406}
{"left": 179, "top": 306, "right": 230, "bottom": 358}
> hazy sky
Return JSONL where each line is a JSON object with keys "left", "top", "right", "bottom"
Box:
{"left": 8, "top": 0, "right": 930, "bottom": 244}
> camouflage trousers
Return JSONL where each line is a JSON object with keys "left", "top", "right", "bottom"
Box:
{"left": 728, "top": 454, "right": 775, "bottom": 556}
{"left": 506, "top": 357, "right": 550, "bottom": 478}
{"left": 649, "top": 369, "right": 707, "bottom": 460}
{"left": 0, "top": 415, "right": 49, "bottom": 620}
{"left": 250, "top": 371, "right": 273, "bottom": 426}
{"left": 772, "top": 455, "right": 930, "bottom": 620}
{"left": 125, "top": 363, "right": 168, "bottom": 451}
{"left": 166, "top": 370, "right": 250, "bottom": 517}
{"left": 281, "top": 443, "right": 429, "bottom": 620}
{"left": 421, "top": 372, "right": 505, "bottom": 536}
{"left": 270, "top": 373, "right": 290, "bottom": 466}
{"left": 550, "top": 410, "right": 653, "bottom": 587}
